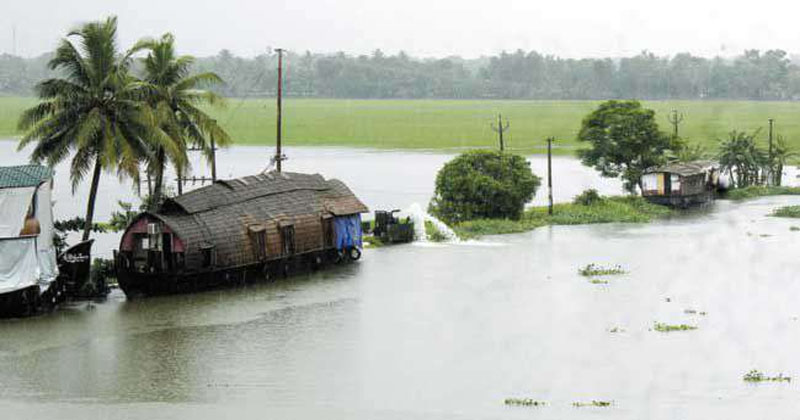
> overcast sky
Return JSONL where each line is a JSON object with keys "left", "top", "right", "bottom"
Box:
{"left": 3, "top": 0, "right": 800, "bottom": 59}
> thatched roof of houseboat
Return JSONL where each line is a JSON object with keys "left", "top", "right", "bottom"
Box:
{"left": 140, "top": 172, "right": 368, "bottom": 261}
{"left": 644, "top": 160, "right": 717, "bottom": 177}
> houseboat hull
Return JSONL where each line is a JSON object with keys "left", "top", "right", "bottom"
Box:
{"left": 643, "top": 191, "right": 715, "bottom": 208}
{"left": 117, "top": 247, "right": 361, "bottom": 298}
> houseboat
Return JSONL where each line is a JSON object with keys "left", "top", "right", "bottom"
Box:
{"left": 641, "top": 161, "right": 719, "bottom": 207}
{"left": 0, "top": 165, "right": 92, "bottom": 316}
{"left": 115, "top": 171, "right": 368, "bottom": 298}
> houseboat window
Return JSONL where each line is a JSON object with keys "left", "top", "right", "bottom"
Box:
{"left": 249, "top": 228, "right": 267, "bottom": 261}
{"left": 281, "top": 225, "right": 296, "bottom": 255}
{"left": 141, "top": 237, "right": 150, "bottom": 250}
{"left": 201, "top": 247, "right": 215, "bottom": 268}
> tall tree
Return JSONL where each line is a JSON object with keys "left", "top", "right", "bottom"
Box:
{"left": 17, "top": 16, "right": 163, "bottom": 241}
{"left": 577, "top": 100, "right": 679, "bottom": 193}
{"left": 716, "top": 130, "right": 767, "bottom": 188}
{"left": 135, "top": 33, "right": 231, "bottom": 206}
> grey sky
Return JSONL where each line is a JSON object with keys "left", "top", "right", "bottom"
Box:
{"left": 2, "top": 0, "right": 799, "bottom": 58}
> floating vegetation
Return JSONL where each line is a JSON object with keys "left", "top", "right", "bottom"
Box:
{"left": 573, "top": 400, "right": 613, "bottom": 408}
{"left": 724, "top": 186, "right": 800, "bottom": 201}
{"left": 578, "top": 263, "right": 627, "bottom": 277}
{"left": 653, "top": 322, "right": 697, "bottom": 332}
{"left": 684, "top": 309, "right": 707, "bottom": 316}
{"left": 790, "top": 226, "right": 800, "bottom": 232}
{"left": 504, "top": 398, "right": 546, "bottom": 407}
{"left": 589, "top": 279, "right": 609, "bottom": 285}
{"left": 743, "top": 370, "right": 791, "bottom": 383}
{"left": 771, "top": 205, "right": 800, "bottom": 218}
{"left": 608, "top": 327, "right": 625, "bottom": 333}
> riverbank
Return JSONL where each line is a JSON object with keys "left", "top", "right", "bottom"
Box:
{"left": 453, "top": 195, "right": 673, "bottom": 238}
{"left": 4, "top": 97, "right": 800, "bottom": 152}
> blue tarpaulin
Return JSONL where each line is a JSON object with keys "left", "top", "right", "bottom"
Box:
{"left": 334, "top": 214, "right": 362, "bottom": 250}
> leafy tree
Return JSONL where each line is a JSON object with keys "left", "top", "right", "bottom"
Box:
{"left": 134, "top": 33, "right": 230, "bottom": 206}
{"left": 716, "top": 130, "right": 767, "bottom": 188}
{"left": 429, "top": 150, "right": 540, "bottom": 223}
{"left": 577, "top": 100, "right": 678, "bottom": 193}
{"left": 17, "top": 16, "right": 163, "bottom": 241}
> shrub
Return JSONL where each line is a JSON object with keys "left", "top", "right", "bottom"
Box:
{"left": 429, "top": 150, "right": 540, "bottom": 223}
{"left": 573, "top": 189, "right": 603, "bottom": 206}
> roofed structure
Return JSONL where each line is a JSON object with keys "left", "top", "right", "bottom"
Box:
{"left": 0, "top": 165, "right": 54, "bottom": 189}
{"left": 116, "top": 171, "right": 369, "bottom": 296}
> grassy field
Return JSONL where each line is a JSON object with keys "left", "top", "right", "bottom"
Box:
{"left": 3, "top": 97, "right": 800, "bottom": 153}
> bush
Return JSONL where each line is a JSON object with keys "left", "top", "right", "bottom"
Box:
{"left": 429, "top": 150, "right": 540, "bottom": 223}
{"left": 573, "top": 189, "right": 603, "bottom": 206}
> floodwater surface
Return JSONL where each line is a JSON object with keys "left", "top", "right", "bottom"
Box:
{"left": 1, "top": 141, "right": 800, "bottom": 419}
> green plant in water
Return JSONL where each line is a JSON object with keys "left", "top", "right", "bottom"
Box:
{"left": 425, "top": 220, "right": 448, "bottom": 242}
{"left": 608, "top": 327, "right": 625, "bottom": 333}
{"left": 504, "top": 398, "right": 546, "bottom": 407}
{"left": 743, "top": 370, "right": 791, "bottom": 383}
{"left": 589, "top": 279, "right": 609, "bottom": 284}
{"left": 791, "top": 226, "right": 800, "bottom": 232}
{"left": 573, "top": 400, "right": 613, "bottom": 408}
{"left": 579, "top": 263, "right": 627, "bottom": 277}
{"left": 771, "top": 206, "right": 800, "bottom": 218}
{"left": 653, "top": 322, "right": 697, "bottom": 332}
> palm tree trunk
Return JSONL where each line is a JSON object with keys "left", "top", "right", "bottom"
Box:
{"left": 82, "top": 156, "right": 103, "bottom": 242}
{"left": 151, "top": 147, "right": 166, "bottom": 210}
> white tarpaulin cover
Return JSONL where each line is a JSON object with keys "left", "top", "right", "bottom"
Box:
{"left": 0, "top": 181, "right": 59, "bottom": 295}
{"left": 0, "top": 238, "right": 38, "bottom": 294}
{"left": 36, "top": 181, "right": 58, "bottom": 289}
{"left": 0, "top": 186, "right": 35, "bottom": 237}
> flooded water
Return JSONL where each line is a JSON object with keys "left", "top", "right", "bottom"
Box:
{"left": 2, "top": 140, "right": 800, "bottom": 419}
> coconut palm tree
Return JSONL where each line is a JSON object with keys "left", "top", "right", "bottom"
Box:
{"left": 134, "top": 33, "right": 231, "bottom": 207}
{"left": 770, "top": 135, "right": 797, "bottom": 186}
{"left": 17, "top": 16, "right": 166, "bottom": 241}
{"left": 717, "top": 130, "right": 767, "bottom": 188}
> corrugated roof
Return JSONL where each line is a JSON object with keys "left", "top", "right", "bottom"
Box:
{"left": 0, "top": 165, "right": 53, "bottom": 189}
{"left": 645, "top": 160, "right": 718, "bottom": 176}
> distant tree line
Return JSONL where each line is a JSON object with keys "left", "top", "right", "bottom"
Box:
{"left": 4, "top": 48, "right": 800, "bottom": 100}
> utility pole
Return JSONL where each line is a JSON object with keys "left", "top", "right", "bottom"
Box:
{"left": 275, "top": 48, "right": 284, "bottom": 172}
{"left": 210, "top": 122, "right": 217, "bottom": 182}
{"left": 490, "top": 114, "right": 510, "bottom": 151}
{"left": 667, "top": 109, "right": 684, "bottom": 139}
{"left": 768, "top": 118, "right": 774, "bottom": 185}
{"left": 547, "top": 137, "right": 554, "bottom": 215}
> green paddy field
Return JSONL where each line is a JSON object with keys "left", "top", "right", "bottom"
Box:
{"left": 2, "top": 97, "right": 799, "bottom": 154}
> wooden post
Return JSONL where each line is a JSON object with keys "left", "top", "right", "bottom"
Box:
{"left": 547, "top": 137, "right": 554, "bottom": 215}
{"left": 491, "top": 114, "right": 510, "bottom": 152}
{"left": 275, "top": 48, "right": 284, "bottom": 172}
{"left": 667, "top": 109, "right": 683, "bottom": 139}
{"left": 210, "top": 132, "right": 217, "bottom": 182}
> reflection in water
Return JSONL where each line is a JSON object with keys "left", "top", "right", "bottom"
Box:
{"left": 3, "top": 141, "right": 800, "bottom": 419}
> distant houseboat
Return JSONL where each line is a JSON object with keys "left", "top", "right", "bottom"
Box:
{"left": 641, "top": 161, "right": 719, "bottom": 207}
{"left": 115, "top": 172, "right": 368, "bottom": 298}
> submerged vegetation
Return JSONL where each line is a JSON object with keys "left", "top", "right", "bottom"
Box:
{"left": 743, "top": 370, "right": 791, "bottom": 383}
{"left": 454, "top": 194, "right": 672, "bottom": 238}
{"left": 578, "top": 263, "right": 627, "bottom": 277}
{"left": 722, "top": 186, "right": 800, "bottom": 200}
{"left": 653, "top": 322, "right": 697, "bottom": 332}
{"left": 424, "top": 220, "right": 448, "bottom": 242}
{"left": 572, "top": 400, "right": 613, "bottom": 408}
{"left": 504, "top": 398, "right": 546, "bottom": 407}
{"left": 771, "top": 206, "right": 800, "bottom": 218}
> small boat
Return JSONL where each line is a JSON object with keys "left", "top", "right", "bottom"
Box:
{"left": 0, "top": 165, "right": 92, "bottom": 317}
{"left": 641, "top": 160, "right": 720, "bottom": 207}
{"left": 114, "top": 172, "right": 368, "bottom": 298}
